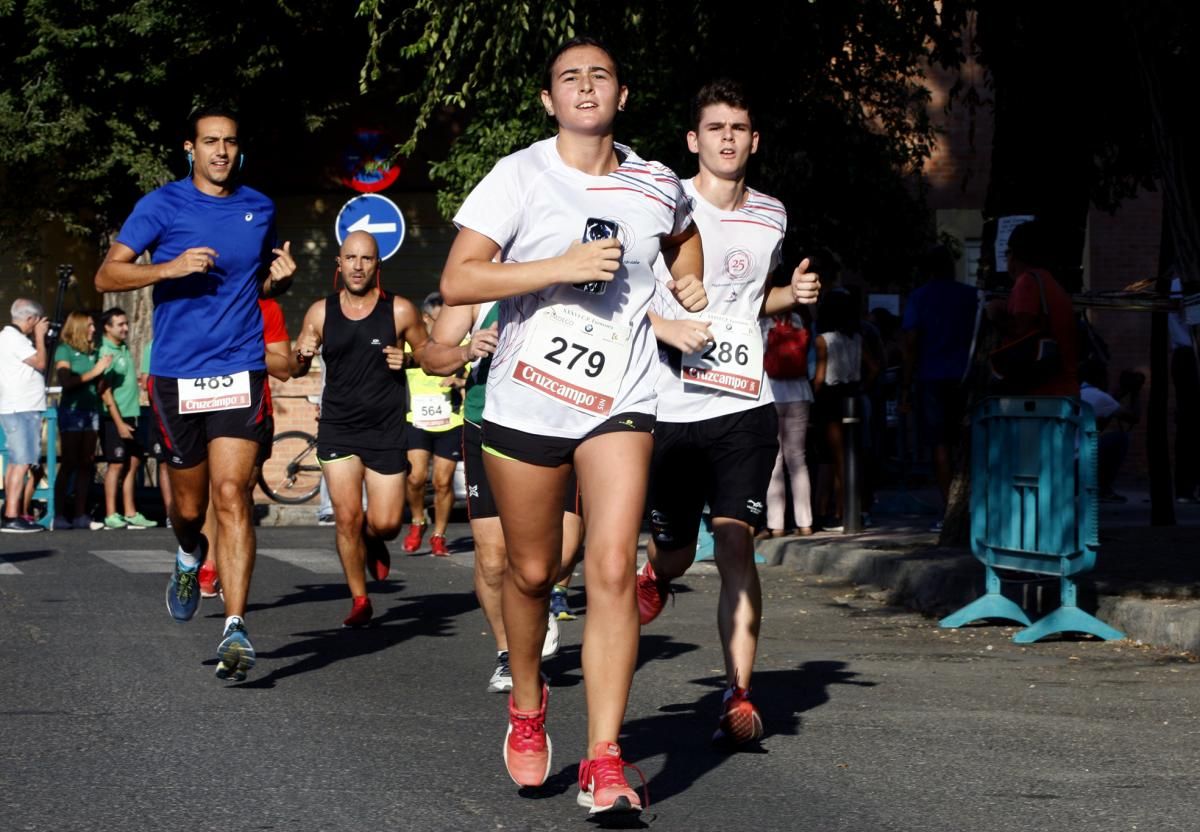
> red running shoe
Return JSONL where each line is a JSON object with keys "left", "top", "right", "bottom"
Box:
{"left": 343, "top": 596, "right": 373, "bottom": 628}
{"left": 712, "top": 686, "right": 764, "bottom": 746}
{"left": 636, "top": 561, "right": 671, "bottom": 625}
{"left": 198, "top": 560, "right": 220, "bottom": 599}
{"left": 577, "top": 741, "right": 645, "bottom": 815}
{"left": 402, "top": 523, "right": 426, "bottom": 554}
{"left": 430, "top": 533, "right": 449, "bottom": 557}
{"left": 364, "top": 528, "right": 391, "bottom": 581}
{"left": 504, "top": 682, "right": 552, "bottom": 787}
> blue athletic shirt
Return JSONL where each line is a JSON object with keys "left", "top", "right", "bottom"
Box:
{"left": 115, "top": 178, "right": 274, "bottom": 378}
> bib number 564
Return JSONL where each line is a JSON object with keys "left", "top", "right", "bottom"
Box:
{"left": 545, "top": 337, "right": 606, "bottom": 378}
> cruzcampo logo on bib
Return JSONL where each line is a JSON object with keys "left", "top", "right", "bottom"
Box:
{"left": 512, "top": 305, "right": 632, "bottom": 416}
{"left": 178, "top": 371, "right": 252, "bottom": 414}
{"left": 680, "top": 312, "right": 763, "bottom": 399}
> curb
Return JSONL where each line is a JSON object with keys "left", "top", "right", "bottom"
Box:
{"left": 760, "top": 531, "right": 1200, "bottom": 655}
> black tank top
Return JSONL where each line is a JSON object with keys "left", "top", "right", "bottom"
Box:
{"left": 319, "top": 293, "right": 407, "bottom": 448}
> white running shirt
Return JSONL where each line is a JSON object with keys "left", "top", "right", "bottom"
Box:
{"left": 454, "top": 137, "right": 692, "bottom": 439}
{"left": 651, "top": 179, "right": 786, "bottom": 422}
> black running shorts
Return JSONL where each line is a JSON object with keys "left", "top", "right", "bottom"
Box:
{"left": 463, "top": 420, "right": 580, "bottom": 520}
{"left": 648, "top": 404, "right": 779, "bottom": 548}
{"left": 148, "top": 371, "right": 273, "bottom": 469}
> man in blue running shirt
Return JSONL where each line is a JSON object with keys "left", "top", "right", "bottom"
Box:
{"left": 95, "top": 105, "right": 297, "bottom": 682}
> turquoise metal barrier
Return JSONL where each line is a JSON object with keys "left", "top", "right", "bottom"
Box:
{"left": 939, "top": 396, "right": 1124, "bottom": 643}
{"left": 0, "top": 406, "right": 59, "bottom": 528}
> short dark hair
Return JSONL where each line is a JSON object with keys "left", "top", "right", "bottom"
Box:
{"left": 691, "top": 79, "right": 754, "bottom": 130}
{"left": 1005, "top": 220, "right": 1054, "bottom": 271}
{"left": 187, "top": 105, "right": 240, "bottom": 141}
{"left": 543, "top": 36, "right": 622, "bottom": 90}
{"left": 99, "top": 307, "right": 126, "bottom": 331}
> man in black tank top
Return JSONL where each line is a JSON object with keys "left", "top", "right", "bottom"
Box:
{"left": 290, "top": 231, "right": 428, "bottom": 628}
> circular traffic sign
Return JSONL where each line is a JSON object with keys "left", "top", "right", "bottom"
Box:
{"left": 335, "top": 194, "right": 406, "bottom": 261}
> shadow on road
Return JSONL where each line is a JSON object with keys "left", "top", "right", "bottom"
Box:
{"left": 618, "top": 660, "right": 876, "bottom": 806}
{"left": 224, "top": 589, "right": 480, "bottom": 688}
{"left": 0, "top": 548, "right": 56, "bottom": 563}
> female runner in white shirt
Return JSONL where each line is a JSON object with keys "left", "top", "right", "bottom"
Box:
{"left": 440, "top": 37, "right": 706, "bottom": 816}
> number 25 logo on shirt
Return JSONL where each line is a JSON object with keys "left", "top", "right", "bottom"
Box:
{"left": 724, "top": 247, "right": 755, "bottom": 281}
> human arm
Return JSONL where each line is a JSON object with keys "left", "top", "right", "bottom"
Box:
{"left": 648, "top": 312, "right": 713, "bottom": 354}
{"left": 57, "top": 351, "right": 112, "bottom": 391}
{"left": 762, "top": 258, "right": 821, "bottom": 316}
{"left": 288, "top": 302, "right": 325, "bottom": 379}
{"left": 101, "top": 387, "right": 134, "bottom": 439}
{"left": 421, "top": 303, "right": 487, "bottom": 376}
{"left": 21, "top": 317, "right": 50, "bottom": 371}
{"left": 659, "top": 224, "right": 707, "bottom": 312}
{"left": 260, "top": 240, "right": 297, "bottom": 299}
{"left": 94, "top": 241, "right": 220, "bottom": 292}
{"left": 383, "top": 298, "right": 429, "bottom": 371}
{"left": 265, "top": 341, "right": 291, "bottom": 382}
{"left": 439, "top": 228, "right": 623, "bottom": 306}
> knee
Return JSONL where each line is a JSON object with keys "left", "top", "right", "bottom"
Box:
{"left": 334, "top": 503, "right": 364, "bottom": 532}
{"left": 585, "top": 549, "right": 635, "bottom": 597}
{"left": 213, "top": 479, "right": 250, "bottom": 514}
{"left": 366, "top": 515, "right": 401, "bottom": 540}
{"left": 508, "top": 556, "right": 557, "bottom": 597}
{"left": 476, "top": 548, "right": 506, "bottom": 588}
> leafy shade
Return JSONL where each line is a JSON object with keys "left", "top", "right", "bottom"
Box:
{"left": 360, "top": 0, "right": 970, "bottom": 282}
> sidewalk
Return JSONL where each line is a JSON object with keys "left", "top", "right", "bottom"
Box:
{"left": 758, "top": 487, "right": 1200, "bottom": 654}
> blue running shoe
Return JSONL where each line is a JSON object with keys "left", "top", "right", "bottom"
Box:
{"left": 165, "top": 535, "right": 208, "bottom": 623}
{"left": 215, "top": 618, "right": 256, "bottom": 682}
{"left": 550, "top": 585, "right": 576, "bottom": 621}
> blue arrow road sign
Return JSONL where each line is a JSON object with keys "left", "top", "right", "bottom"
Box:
{"left": 335, "top": 194, "right": 406, "bottom": 260}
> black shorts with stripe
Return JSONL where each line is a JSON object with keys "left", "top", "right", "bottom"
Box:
{"left": 463, "top": 420, "right": 580, "bottom": 520}
{"left": 148, "top": 371, "right": 273, "bottom": 469}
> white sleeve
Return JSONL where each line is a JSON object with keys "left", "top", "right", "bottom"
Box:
{"left": 453, "top": 155, "right": 525, "bottom": 249}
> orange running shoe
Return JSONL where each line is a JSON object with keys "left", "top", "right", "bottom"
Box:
{"left": 577, "top": 741, "right": 645, "bottom": 815}
{"left": 343, "top": 596, "right": 373, "bottom": 629}
{"left": 504, "top": 682, "right": 552, "bottom": 787}
{"left": 712, "top": 686, "right": 764, "bottom": 746}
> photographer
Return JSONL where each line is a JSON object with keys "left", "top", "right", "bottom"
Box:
{"left": 0, "top": 298, "right": 50, "bottom": 533}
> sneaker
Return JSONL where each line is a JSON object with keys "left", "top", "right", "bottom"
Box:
{"left": 124, "top": 511, "right": 157, "bottom": 528}
{"left": 73, "top": 515, "right": 95, "bottom": 530}
{"left": 504, "top": 681, "right": 552, "bottom": 787}
{"left": 430, "top": 533, "right": 449, "bottom": 557}
{"left": 215, "top": 617, "right": 256, "bottom": 682}
{"left": 103, "top": 513, "right": 127, "bottom": 530}
{"left": 1, "top": 516, "right": 45, "bottom": 534}
{"left": 541, "top": 612, "right": 560, "bottom": 660}
{"left": 712, "top": 686, "right": 764, "bottom": 746}
{"left": 550, "top": 585, "right": 576, "bottom": 621}
{"left": 343, "top": 596, "right": 373, "bottom": 628}
{"left": 166, "top": 517, "right": 173, "bottom": 529}
{"left": 54, "top": 514, "right": 74, "bottom": 530}
{"left": 487, "top": 651, "right": 513, "bottom": 693}
{"left": 402, "top": 522, "right": 426, "bottom": 554}
{"left": 364, "top": 526, "right": 391, "bottom": 581}
{"left": 317, "top": 513, "right": 335, "bottom": 526}
{"left": 165, "top": 535, "right": 207, "bottom": 623}
{"left": 577, "top": 741, "right": 645, "bottom": 815}
{"left": 198, "top": 560, "right": 220, "bottom": 598}
{"left": 636, "top": 561, "right": 671, "bottom": 626}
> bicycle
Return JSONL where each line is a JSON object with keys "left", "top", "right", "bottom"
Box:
{"left": 258, "top": 429, "right": 321, "bottom": 504}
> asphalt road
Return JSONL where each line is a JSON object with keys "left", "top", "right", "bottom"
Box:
{"left": 2, "top": 524, "right": 1197, "bottom": 831}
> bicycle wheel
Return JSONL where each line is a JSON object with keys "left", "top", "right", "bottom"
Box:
{"left": 257, "top": 431, "right": 322, "bottom": 504}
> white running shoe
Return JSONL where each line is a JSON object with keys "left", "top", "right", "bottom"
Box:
{"left": 541, "top": 611, "right": 560, "bottom": 660}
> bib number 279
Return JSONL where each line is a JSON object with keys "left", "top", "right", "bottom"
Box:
{"left": 544, "top": 337, "right": 606, "bottom": 378}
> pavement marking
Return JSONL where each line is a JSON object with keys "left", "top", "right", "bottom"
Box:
{"left": 257, "top": 548, "right": 343, "bottom": 574}
{"left": 0, "top": 558, "right": 22, "bottom": 575}
{"left": 90, "top": 549, "right": 174, "bottom": 574}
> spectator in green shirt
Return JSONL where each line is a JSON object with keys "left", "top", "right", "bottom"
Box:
{"left": 98, "top": 307, "right": 156, "bottom": 529}
{"left": 53, "top": 311, "right": 111, "bottom": 529}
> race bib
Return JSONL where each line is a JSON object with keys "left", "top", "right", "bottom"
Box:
{"left": 512, "top": 305, "right": 632, "bottom": 416}
{"left": 681, "top": 313, "right": 764, "bottom": 399}
{"left": 177, "top": 371, "right": 252, "bottom": 414}
{"left": 412, "top": 393, "right": 452, "bottom": 430}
